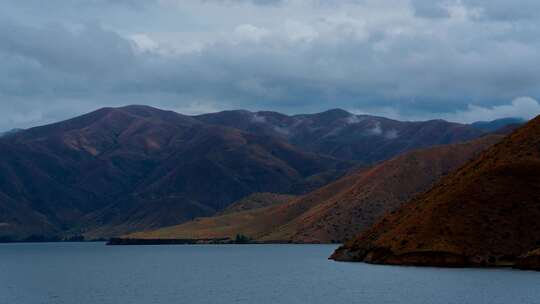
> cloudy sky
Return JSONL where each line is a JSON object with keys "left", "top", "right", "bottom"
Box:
{"left": 2, "top": 0, "right": 540, "bottom": 130}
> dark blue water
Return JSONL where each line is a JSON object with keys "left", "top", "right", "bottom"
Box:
{"left": 1, "top": 243, "right": 539, "bottom": 304}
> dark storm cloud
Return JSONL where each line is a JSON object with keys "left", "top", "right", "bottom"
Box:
{"left": 1, "top": 0, "right": 540, "bottom": 130}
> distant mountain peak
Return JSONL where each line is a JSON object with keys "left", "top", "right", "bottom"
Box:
{"left": 471, "top": 117, "right": 526, "bottom": 132}
{"left": 317, "top": 108, "right": 352, "bottom": 117}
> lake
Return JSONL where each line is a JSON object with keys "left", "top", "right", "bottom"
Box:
{"left": 1, "top": 243, "right": 539, "bottom": 304}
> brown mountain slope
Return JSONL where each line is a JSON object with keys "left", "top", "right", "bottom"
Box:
{"left": 261, "top": 135, "right": 503, "bottom": 243}
{"left": 131, "top": 135, "right": 501, "bottom": 242}
{"left": 219, "top": 193, "right": 296, "bottom": 215}
{"left": 331, "top": 116, "right": 540, "bottom": 269}
{"left": 110, "top": 193, "right": 296, "bottom": 240}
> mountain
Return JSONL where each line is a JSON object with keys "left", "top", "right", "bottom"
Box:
{"left": 130, "top": 135, "right": 502, "bottom": 243}
{"left": 331, "top": 116, "right": 540, "bottom": 270}
{"left": 471, "top": 118, "right": 525, "bottom": 132}
{"left": 0, "top": 105, "right": 349, "bottom": 240}
{"left": 196, "top": 109, "right": 487, "bottom": 163}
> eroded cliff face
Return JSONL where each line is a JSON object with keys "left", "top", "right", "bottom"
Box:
{"left": 331, "top": 116, "right": 540, "bottom": 271}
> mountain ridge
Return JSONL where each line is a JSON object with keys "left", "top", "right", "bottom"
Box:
{"left": 195, "top": 109, "right": 489, "bottom": 163}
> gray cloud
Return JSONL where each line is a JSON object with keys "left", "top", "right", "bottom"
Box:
{"left": 462, "top": 0, "right": 540, "bottom": 21}
{"left": 1, "top": 0, "right": 540, "bottom": 130}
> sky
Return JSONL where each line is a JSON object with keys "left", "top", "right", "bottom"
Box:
{"left": 1, "top": 0, "right": 540, "bottom": 130}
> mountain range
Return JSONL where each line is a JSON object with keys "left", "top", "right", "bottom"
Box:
{"left": 0, "top": 105, "right": 522, "bottom": 240}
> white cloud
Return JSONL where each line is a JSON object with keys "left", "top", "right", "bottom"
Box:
{"left": 350, "top": 97, "right": 540, "bottom": 123}
{"left": 283, "top": 20, "right": 318, "bottom": 42}
{"left": 234, "top": 24, "right": 270, "bottom": 42}
{"left": 362, "top": 121, "right": 399, "bottom": 138}
{"left": 345, "top": 115, "right": 362, "bottom": 124}
{"left": 384, "top": 129, "right": 399, "bottom": 139}
{"left": 367, "top": 121, "right": 383, "bottom": 136}
{"left": 250, "top": 113, "right": 267, "bottom": 123}
{"left": 171, "top": 101, "right": 224, "bottom": 115}
{"left": 444, "top": 97, "right": 540, "bottom": 123}
{"left": 273, "top": 126, "right": 290, "bottom": 135}
{"left": 130, "top": 34, "right": 159, "bottom": 52}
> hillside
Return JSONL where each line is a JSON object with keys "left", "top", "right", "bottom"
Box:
{"left": 261, "top": 135, "right": 503, "bottom": 243}
{"left": 219, "top": 193, "right": 297, "bottom": 215}
{"left": 130, "top": 135, "right": 502, "bottom": 243}
{"left": 127, "top": 167, "right": 363, "bottom": 241}
{"left": 0, "top": 106, "right": 348, "bottom": 240}
{"left": 331, "top": 116, "right": 540, "bottom": 270}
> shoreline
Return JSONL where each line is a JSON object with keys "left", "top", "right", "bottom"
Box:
{"left": 105, "top": 237, "right": 327, "bottom": 245}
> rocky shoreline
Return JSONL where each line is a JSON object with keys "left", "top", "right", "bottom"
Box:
{"left": 330, "top": 247, "right": 540, "bottom": 271}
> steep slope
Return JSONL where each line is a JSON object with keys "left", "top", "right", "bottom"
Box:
{"left": 132, "top": 135, "right": 501, "bottom": 242}
{"left": 196, "top": 109, "right": 487, "bottom": 163}
{"left": 331, "top": 116, "right": 540, "bottom": 270}
{"left": 261, "top": 135, "right": 503, "bottom": 243}
{"left": 219, "top": 193, "right": 296, "bottom": 215}
{"left": 0, "top": 106, "right": 349, "bottom": 239}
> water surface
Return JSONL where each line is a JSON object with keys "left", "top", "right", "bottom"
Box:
{"left": 1, "top": 243, "right": 539, "bottom": 304}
